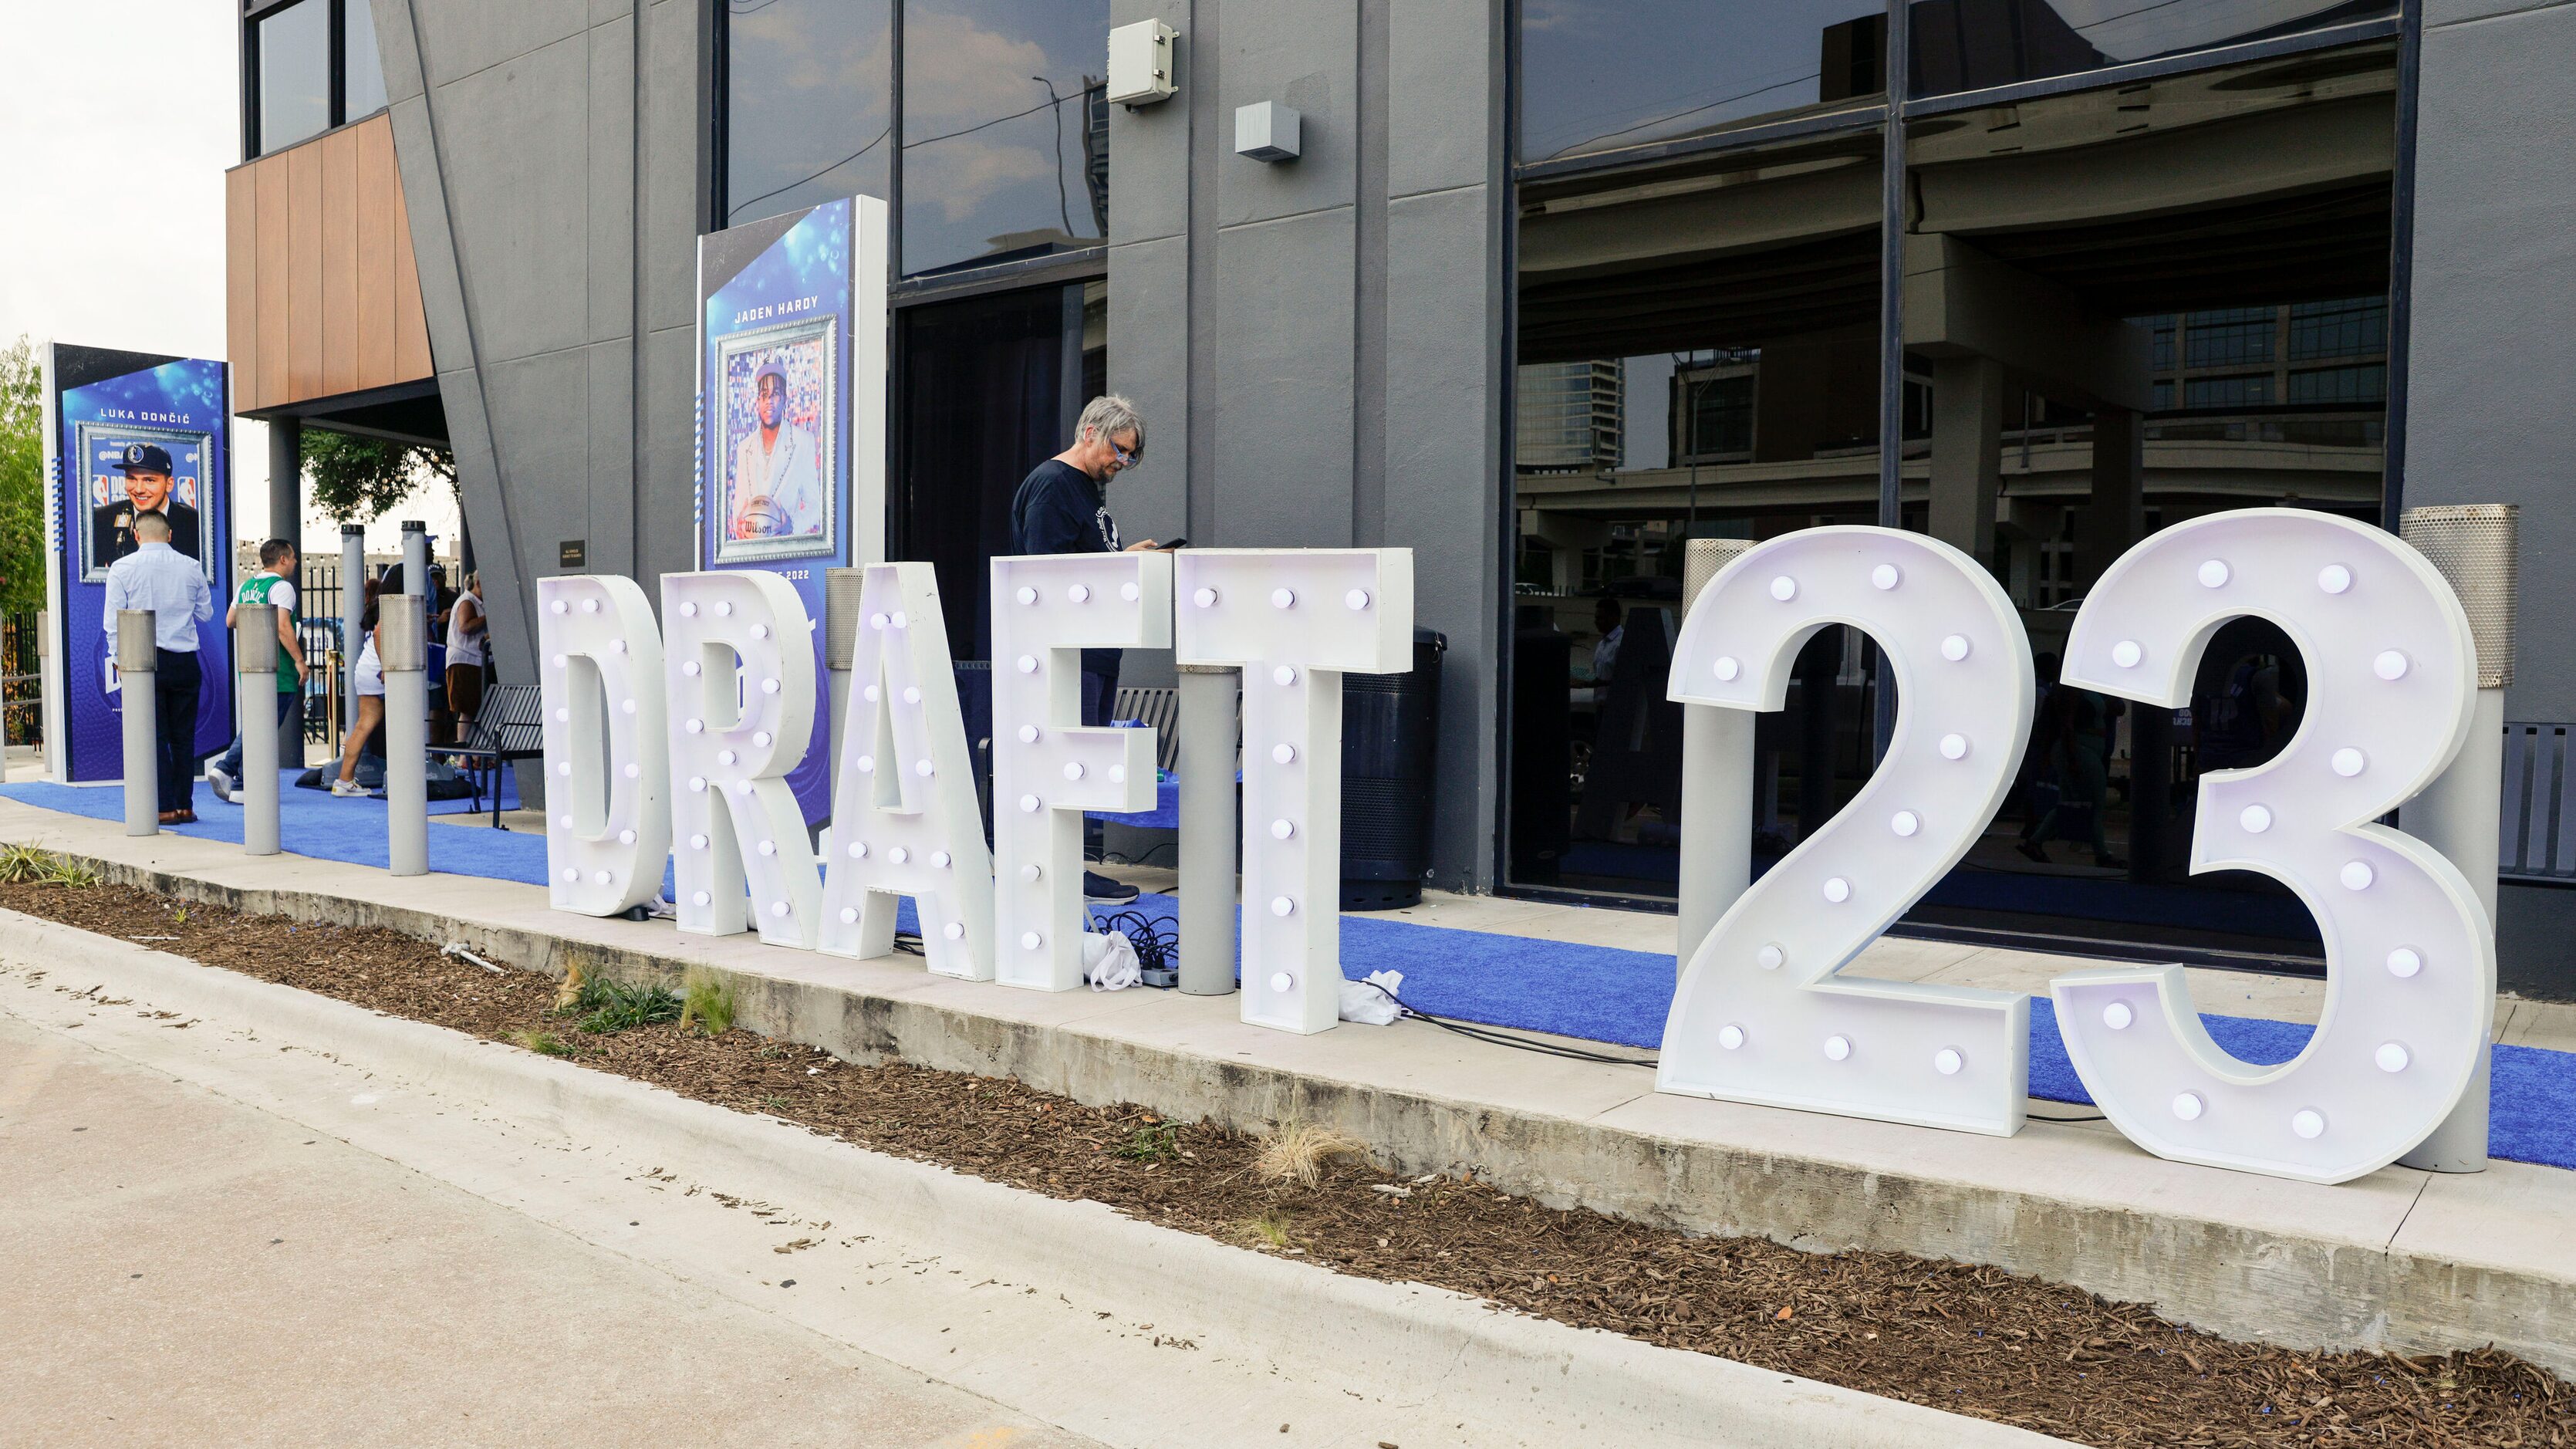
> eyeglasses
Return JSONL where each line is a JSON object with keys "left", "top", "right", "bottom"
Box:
{"left": 1109, "top": 439, "right": 1137, "bottom": 468}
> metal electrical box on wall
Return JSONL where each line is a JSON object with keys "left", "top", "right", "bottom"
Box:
{"left": 1235, "top": 101, "right": 1302, "bottom": 162}
{"left": 1106, "top": 20, "right": 1177, "bottom": 106}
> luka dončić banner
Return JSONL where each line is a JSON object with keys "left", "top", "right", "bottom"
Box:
{"left": 39, "top": 344, "right": 235, "bottom": 783}
{"left": 693, "top": 194, "right": 889, "bottom": 826}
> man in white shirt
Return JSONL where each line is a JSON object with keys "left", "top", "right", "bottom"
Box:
{"left": 728, "top": 360, "right": 822, "bottom": 542}
{"left": 101, "top": 511, "right": 214, "bottom": 823}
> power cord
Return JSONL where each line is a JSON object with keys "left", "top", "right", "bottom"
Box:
{"left": 1091, "top": 907, "right": 1180, "bottom": 984}
{"left": 1354, "top": 980, "right": 1660, "bottom": 1069}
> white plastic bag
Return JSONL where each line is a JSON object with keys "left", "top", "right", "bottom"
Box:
{"left": 1082, "top": 930, "right": 1142, "bottom": 991}
{"left": 1339, "top": 969, "right": 1404, "bottom": 1025}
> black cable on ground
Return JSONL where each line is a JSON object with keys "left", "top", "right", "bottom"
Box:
{"left": 1090, "top": 907, "right": 1180, "bottom": 980}
{"left": 1354, "top": 980, "right": 1660, "bottom": 1068}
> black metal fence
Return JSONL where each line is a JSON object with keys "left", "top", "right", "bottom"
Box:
{"left": 2, "top": 612, "right": 38, "bottom": 748}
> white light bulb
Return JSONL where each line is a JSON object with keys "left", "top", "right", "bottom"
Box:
{"left": 2375, "top": 1042, "right": 2411, "bottom": 1073}
{"left": 944, "top": 921, "right": 965, "bottom": 940}
{"left": 1940, "top": 635, "right": 1970, "bottom": 662}
{"left": 1065, "top": 762, "right": 1085, "bottom": 780}
{"left": 1933, "top": 1048, "right": 1963, "bottom": 1076}
{"left": 1822, "top": 876, "right": 1851, "bottom": 903}
{"left": 753, "top": 731, "right": 771, "bottom": 747}
{"left": 1110, "top": 764, "right": 1129, "bottom": 784}
{"left": 2319, "top": 564, "right": 2352, "bottom": 594}
{"left": 1016, "top": 586, "right": 1038, "bottom": 606}
{"left": 556, "top": 762, "right": 572, "bottom": 777}
{"left": 888, "top": 846, "right": 907, "bottom": 864}
{"left": 680, "top": 602, "right": 697, "bottom": 617}
{"left": 903, "top": 686, "right": 921, "bottom": 704}
{"left": 1346, "top": 589, "right": 1371, "bottom": 610}
{"left": 1121, "top": 582, "right": 1140, "bottom": 602}
{"left": 1273, "top": 666, "right": 1297, "bottom": 686}
{"left": 1939, "top": 733, "right": 1969, "bottom": 760}
{"left": 863, "top": 684, "right": 880, "bottom": 704}
{"left": 2111, "top": 640, "right": 2142, "bottom": 668}
{"left": 734, "top": 782, "right": 753, "bottom": 795}
{"left": 1889, "top": 810, "right": 1920, "bottom": 838}
{"left": 1872, "top": 564, "right": 1901, "bottom": 590}
{"left": 1718, "top": 1025, "right": 1746, "bottom": 1050}
{"left": 2240, "top": 804, "right": 2273, "bottom": 833}
{"left": 550, "top": 600, "right": 567, "bottom": 615}
{"left": 621, "top": 699, "right": 636, "bottom": 714}
{"left": 750, "top": 623, "right": 768, "bottom": 640}
{"left": 1068, "top": 584, "right": 1090, "bottom": 604}
{"left": 768, "top": 901, "right": 788, "bottom": 918}
{"left": 719, "top": 749, "right": 738, "bottom": 765}
{"left": 553, "top": 654, "right": 568, "bottom": 669}
{"left": 560, "top": 866, "right": 578, "bottom": 882}
{"left": 2341, "top": 860, "right": 2375, "bottom": 891}
{"left": 1018, "top": 724, "right": 1040, "bottom": 744}
{"left": 609, "top": 639, "right": 627, "bottom": 654}
{"left": 692, "top": 890, "right": 711, "bottom": 906}
{"left": 685, "top": 718, "right": 704, "bottom": 734}
{"left": 1271, "top": 897, "right": 1295, "bottom": 917}
{"left": 760, "top": 677, "right": 779, "bottom": 695}
{"left": 582, "top": 599, "right": 599, "bottom": 613}
{"left": 1755, "top": 944, "right": 1784, "bottom": 970}
{"left": 847, "top": 841, "right": 867, "bottom": 859}
{"left": 1020, "top": 863, "right": 1042, "bottom": 883}
{"left": 2291, "top": 1109, "right": 2325, "bottom": 1140}
{"left": 756, "top": 840, "right": 775, "bottom": 856}
{"left": 840, "top": 907, "right": 859, "bottom": 924}
{"left": 890, "top": 611, "right": 908, "bottom": 630}
{"left": 1824, "top": 1035, "right": 1852, "bottom": 1062}
{"left": 915, "top": 759, "right": 934, "bottom": 778}
{"left": 1017, "top": 654, "right": 1038, "bottom": 674}
{"left": 687, "top": 775, "right": 706, "bottom": 792}
{"left": 554, "top": 707, "right": 570, "bottom": 723}
{"left": 1018, "top": 794, "right": 1041, "bottom": 812}
{"left": 558, "top": 813, "right": 574, "bottom": 829}
{"left": 1268, "top": 971, "right": 1294, "bottom": 993}
{"left": 2197, "top": 559, "right": 2230, "bottom": 588}
{"left": 618, "top": 829, "right": 636, "bottom": 845}
{"left": 2331, "top": 748, "right": 2366, "bottom": 777}
{"left": 593, "top": 870, "right": 611, "bottom": 885}
{"left": 622, "top": 763, "right": 640, "bottom": 779}
{"left": 1713, "top": 657, "right": 1740, "bottom": 682}
{"left": 2374, "top": 650, "right": 2409, "bottom": 681}
{"left": 2387, "top": 947, "right": 2423, "bottom": 978}
{"left": 1272, "top": 743, "right": 1296, "bottom": 765}
{"left": 1271, "top": 588, "right": 1296, "bottom": 609}
{"left": 930, "top": 851, "right": 950, "bottom": 868}
{"left": 682, "top": 660, "right": 700, "bottom": 676}
{"left": 1193, "top": 587, "right": 1217, "bottom": 608}
{"left": 2172, "top": 1093, "right": 2204, "bottom": 1122}
{"left": 1271, "top": 819, "right": 1295, "bottom": 839}
{"left": 2102, "top": 1001, "right": 2134, "bottom": 1031}
{"left": 690, "top": 833, "right": 708, "bottom": 850}
{"left": 715, "top": 601, "right": 733, "bottom": 616}
{"left": 856, "top": 755, "right": 874, "bottom": 773}
{"left": 1021, "top": 931, "right": 1042, "bottom": 951}
{"left": 1768, "top": 576, "right": 1797, "bottom": 602}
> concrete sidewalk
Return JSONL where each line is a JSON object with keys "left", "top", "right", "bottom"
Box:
{"left": 0, "top": 1012, "right": 1092, "bottom": 1449}
{"left": 3, "top": 797, "right": 2571, "bottom": 1380}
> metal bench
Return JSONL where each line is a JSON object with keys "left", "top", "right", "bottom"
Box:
{"left": 447, "top": 681, "right": 544, "bottom": 829}
{"left": 2503, "top": 721, "right": 2576, "bottom": 882}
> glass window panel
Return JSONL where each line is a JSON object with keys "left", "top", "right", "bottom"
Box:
{"left": 344, "top": 0, "right": 388, "bottom": 119}
{"left": 258, "top": 0, "right": 332, "bottom": 154}
{"left": 1909, "top": 0, "right": 2398, "bottom": 97}
{"left": 1518, "top": 2, "right": 1886, "bottom": 164}
{"left": 1511, "top": 133, "right": 1884, "bottom": 897}
{"left": 2183, "top": 309, "right": 2276, "bottom": 368}
{"left": 2287, "top": 296, "right": 2385, "bottom": 360}
{"left": 723, "top": 0, "right": 894, "bottom": 228}
{"left": 901, "top": 0, "right": 1109, "bottom": 275}
{"left": 2183, "top": 373, "right": 2274, "bottom": 407}
{"left": 2286, "top": 362, "right": 2384, "bottom": 405}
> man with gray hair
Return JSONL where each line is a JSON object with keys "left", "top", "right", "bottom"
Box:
{"left": 1010, "top": 393, "right": 1158, "bottom": 904}
{"left": 101, "top": 508, "right": 214, "bottom": 824}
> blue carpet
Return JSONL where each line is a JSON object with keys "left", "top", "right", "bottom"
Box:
{"left": 5, "top": 779, "right": 2570, "bottom": 1170}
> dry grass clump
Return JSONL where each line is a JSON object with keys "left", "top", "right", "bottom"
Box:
{"left": 1254, "top": 1120, "right": 1366, "bottom": 1190}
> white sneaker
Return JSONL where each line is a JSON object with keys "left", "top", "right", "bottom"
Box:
{"left": 329, "top": 779, "right": 365, "bottom": 797}
{"left": 205, "top": 765, "right": 235, "bottom": 803}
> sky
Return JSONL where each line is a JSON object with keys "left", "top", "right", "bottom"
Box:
{"left": 0, "top": 0, "right": 457, "bottom": 555}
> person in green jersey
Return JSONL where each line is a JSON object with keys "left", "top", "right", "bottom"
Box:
{"left": 205, "top": 539, "right": 309, "bottom": 804}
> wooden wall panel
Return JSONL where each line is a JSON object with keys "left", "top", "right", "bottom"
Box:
{"left": 224, "top": 113, "right": 434, "bottom": 413}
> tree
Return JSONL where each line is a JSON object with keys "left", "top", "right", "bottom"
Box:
{"left": 302, "top": 428, "right": 457, "bottom": 524}
{"left": 0, "top": 336, "right": 45, "bottom": 614}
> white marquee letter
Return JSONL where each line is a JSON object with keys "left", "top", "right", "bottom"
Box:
{"left": 819, "top": 563, "right": 994, "bottom": 978}
{"left": 991, "top": 552, "right": 1173, "bottom": 990}
{"left": 663, "top": 570, "right": 822, "bottom": 947}
{"left": 2052, "top": 508, "right": 2490, "bottom": 1182}
{"left": 539, "top": 576, "right": 670, "bottom": 916}
{"left": 1661, "top": 528, "right": 2034, "bottom": 1134}
{"left": 1175, "top": 549, "right": 1413, "bottom": 1034}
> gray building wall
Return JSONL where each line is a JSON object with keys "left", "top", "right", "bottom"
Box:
{"left": 1109, "top": 0, "right": 1508, "bottom": 891}
{"left": 370, "top": 0, "right": 704, "bottom": 717}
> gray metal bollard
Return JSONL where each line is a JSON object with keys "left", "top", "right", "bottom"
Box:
{"left": 401, "top": 519, "right": 430, "bottom": 599}
{"left": 236, "top": 603, "right": 282, "bottom": 856}
{"left": 1177, "top": 664, "right": 1239, "bottom": 995}
{"left": 340, "top": 525, "right": 366, "bottom": 745}
{"left": 1678, "top": 539, "right": 1757, "bottom": 975}
{"left": 2398, "top": 504, "right": 2518, "bottom": 1174}
{"left": 380, "top": 593, "right": 430, "bottom": 876}
{"left": 117, "top": 611, "right": 159, "bottom": 836}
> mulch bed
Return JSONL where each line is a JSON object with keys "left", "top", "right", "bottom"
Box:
{"left": 5, "top": 876, "right": 2567, "bottom": 1447}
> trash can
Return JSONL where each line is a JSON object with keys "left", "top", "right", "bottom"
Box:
{"left": 1341, "top": 627, "right": 1446, "bottom": 910}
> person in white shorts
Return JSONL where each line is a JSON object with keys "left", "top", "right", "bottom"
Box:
{"left": 331, "top": 585, "right": 389, "bottom": 796}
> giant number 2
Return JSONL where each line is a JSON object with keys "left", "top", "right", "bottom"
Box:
{"left": 2051, "top": 509, "right": 2490, "bottom": 1183}
{"left": 1665, "top": 527, "right": 2038, "bottom": 1136}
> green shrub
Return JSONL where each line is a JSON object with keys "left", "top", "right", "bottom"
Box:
{"left": 569, "top": 976, "right": 682, "bottom": 1034}
{"left": 679, "top": 969, "right": 737, "bottom": 1037}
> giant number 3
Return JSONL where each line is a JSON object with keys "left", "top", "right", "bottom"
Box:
{"left": 2051, "top": 509, "right": 2490, "bottom": 1183}
{"left": 1666, "top": 528, "right": 2037, "bottom": 1136}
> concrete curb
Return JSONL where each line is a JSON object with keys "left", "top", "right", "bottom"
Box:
{"left": 0, "top": 909, "right": 2067, "bottom": 1449}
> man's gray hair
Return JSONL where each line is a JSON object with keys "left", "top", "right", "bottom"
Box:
{"left": 1078, "top": 394, "right": 1145, "bottom": 456}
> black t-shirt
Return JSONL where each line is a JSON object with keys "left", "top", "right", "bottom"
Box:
{"left": 1009, "top": 458, "right": 1123, "bottom": 679}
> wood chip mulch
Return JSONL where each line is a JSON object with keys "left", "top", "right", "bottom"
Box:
{"left": 4, "top": 877, "right": 2567, "bottom": 1447}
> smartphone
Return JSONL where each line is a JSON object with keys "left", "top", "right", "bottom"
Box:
{"left": 1156, "top": 537, "right": 1188, "bottom": 551}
